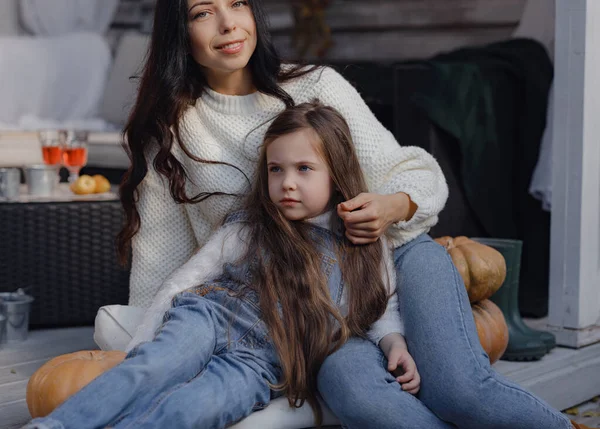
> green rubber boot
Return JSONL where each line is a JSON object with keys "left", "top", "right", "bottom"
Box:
{"left": 472, "top": 238, "right": 551, "bottom": 361}
{"left": 473, "top": 238, "right": 556, "bottom": 352}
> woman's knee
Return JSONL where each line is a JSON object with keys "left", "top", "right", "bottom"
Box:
{"left": 394, "top": 236, "right": 455, "bottom": 279}
{"left": 421, "top": 373, "right": 494, "bottom": 422}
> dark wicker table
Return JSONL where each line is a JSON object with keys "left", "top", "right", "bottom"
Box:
{"left": 0, "top": 187, "right": 130, "bottom": 327}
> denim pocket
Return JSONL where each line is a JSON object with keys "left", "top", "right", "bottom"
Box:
{"left": 237, "top": 319, "right": 271, "bottom": 350}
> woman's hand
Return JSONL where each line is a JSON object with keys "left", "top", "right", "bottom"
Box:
{"left": 337, "top": 192, "right": 417, "bottom": 244}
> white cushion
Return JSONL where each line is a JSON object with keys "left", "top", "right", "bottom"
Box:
{"left": 94, "top": 304, "right": 341, "bottom": 428}
{"left": 94, "top": 305, "right": 147, "bottom": 351}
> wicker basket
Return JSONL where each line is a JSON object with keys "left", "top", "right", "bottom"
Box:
{"left": 0, "top": 200, "right": 130, "bottom": 327}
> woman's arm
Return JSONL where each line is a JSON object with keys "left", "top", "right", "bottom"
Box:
{"left": 125, "top": 222, "right": 250, "bottom": 351}
{"left": 315, "top": 67, "right": 449, "bottom": 247}
{"left": 129, "top": 161, "right": 202, "bottom": 308}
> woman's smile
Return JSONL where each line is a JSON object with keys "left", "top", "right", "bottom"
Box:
{"left": 215, "top": 39, "right": 245, "bottom": 54}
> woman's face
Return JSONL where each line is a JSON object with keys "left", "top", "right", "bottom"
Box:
{"left": 187, "top": 0, "right": 257, "bottom": 77}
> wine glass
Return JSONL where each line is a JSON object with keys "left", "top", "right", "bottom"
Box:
{"left": 38, "top": 130, "right": 66, "bottom": 166}
{"left": 61, "top": 131, "right": 89, "bottom": 183}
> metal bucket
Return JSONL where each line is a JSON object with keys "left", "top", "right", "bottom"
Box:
{"left": 0, "top": 167, "right": 21, "bottom": 200}
{"left": 0, "top": 291, "right": 35, "bottom": 343}
{"left": 24, "top": 164, "right": 59, "bottom": 196}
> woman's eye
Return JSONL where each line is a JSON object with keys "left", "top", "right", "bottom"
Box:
{"left": 192, "top": 11, "right": 209, "bottom": 20}
{"left": 232, "top": 0, "right": 249, "bottom": 8}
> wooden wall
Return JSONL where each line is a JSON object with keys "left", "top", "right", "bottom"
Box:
{"left": 110, "top": 0, "right": 526, "bottom": 60}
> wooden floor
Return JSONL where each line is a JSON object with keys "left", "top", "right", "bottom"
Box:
{"left": 0, "top": 327, "right": 97, "bottom": 429}
{"left": 1, "top": 326, "right": 599, "bottom": 429}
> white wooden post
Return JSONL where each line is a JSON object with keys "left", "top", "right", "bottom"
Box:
{"left": 549, "top": 0, "right": 600, "bottom": 347}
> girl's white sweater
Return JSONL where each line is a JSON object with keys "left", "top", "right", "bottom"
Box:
{"left": 130, "top": 66, "right": 448, "bottom": 308}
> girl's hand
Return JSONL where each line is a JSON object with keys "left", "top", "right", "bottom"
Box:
{"left": 386, "top": 345, "right": 421, "bottom": 395}
{"left": 337, "top": 192, "right": 415, "bottom": 244}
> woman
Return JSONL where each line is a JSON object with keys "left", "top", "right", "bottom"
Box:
{"left": 113, "top": 0, "right": 579, "bottom": 428}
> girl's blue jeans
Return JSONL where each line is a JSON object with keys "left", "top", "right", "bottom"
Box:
{"left": 25, "top": 280, "right": 281, "bottom": 429}
{"left": 317, "top": 233, "right": 572, "bottom": 429}
{"left": 24, "top": 221, "right": 343, "bottom": 429}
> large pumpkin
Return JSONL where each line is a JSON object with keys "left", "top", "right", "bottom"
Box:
{"left": 26, "top": 350, "right": 126, "bottom": 418}
{"left": 472, "top": 299, "right": 509, "bottom": 364}
{"left": 434, "top": 236, "right": 507, "bottom": 303}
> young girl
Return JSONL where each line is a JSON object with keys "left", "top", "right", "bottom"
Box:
{"left": 25, "top": 102, "right": 427, "bottom": 429}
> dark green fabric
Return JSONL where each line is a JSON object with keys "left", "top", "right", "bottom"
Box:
{"left": 411, "top": 38, "right": 553, "bottom": 316}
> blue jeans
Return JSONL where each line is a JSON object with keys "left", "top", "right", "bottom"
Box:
{"left": 26, "top": 219, "right": 345, "bottom": 429}
{"left": 318, "top": 234, "right": 572, "bottom": 429}
{"left": 25, "top": 284, "right": 281, "bottom": 429}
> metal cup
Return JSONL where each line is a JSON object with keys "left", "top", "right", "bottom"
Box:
{"left": 0, "top": 167, "right": 21, "bottom": 200}
{"left": 0, "top": 291, "right": 35, "bottom": 343}
{"left": 24, "top": 164, "right": 60, "bottom": 196}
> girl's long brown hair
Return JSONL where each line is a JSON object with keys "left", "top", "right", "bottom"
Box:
{"left": 243, "top": 101, "right": 389, "bottom": 426}
{"left": 116, "top": 0, "right": 318, "bottom": 263}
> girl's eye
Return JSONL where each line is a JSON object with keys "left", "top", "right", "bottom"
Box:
{"left": 299, "top": 165, "right": 311, "bottom": 172}
{"left": 269, "top": 166, "right": 281, "bottom": 173}
{"left": 232, "top": 0, "right": 249, "bottom": 8}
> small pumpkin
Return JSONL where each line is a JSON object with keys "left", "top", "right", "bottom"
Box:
{"left": 472, "top": 299, "right": 509, "bottom": 364}
{"left": 435, "top": 236, "right": 507, "bottom": 303}
{"left": 26, "top": 350, "right": 126, "bottom": 418}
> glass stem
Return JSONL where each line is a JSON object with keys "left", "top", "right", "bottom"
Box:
{"left": 68, "top": 170, "right": 79, "bottom": 183}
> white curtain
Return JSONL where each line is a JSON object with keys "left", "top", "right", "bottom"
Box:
{"left": 19, "top": 0, "right": 119, "bottom": 36}
{"left": 513, "top": 0, "right": 555, "bottom": 211}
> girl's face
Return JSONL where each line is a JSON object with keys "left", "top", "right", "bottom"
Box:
{"left": 266, "top": 128, "right": 334, "bottom": 221}
{"left": 187, "top": 0, "right": 257, "bottom": 79}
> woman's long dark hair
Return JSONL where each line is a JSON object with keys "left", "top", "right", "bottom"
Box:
{"left": 243, "top": 101, "right": 389, "bottom": 426}
{"left": 117, "top": 0, "right": 317, "bottom": 263}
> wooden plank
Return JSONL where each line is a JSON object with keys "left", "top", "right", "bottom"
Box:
{"left": 0, "top": 399, "right": 31, "bottom": 429}
{"left": 273, "top": 27, "right": 514, "bottom": 61}
{"left": 267, "top": 0, "right": 526, "bottom": 31}
{"left": 0, "top": 380, "right": 28, "bottom": 405}
{"left": 0, "top": 327, "right": 96, "bottom": 366}
{"left": 0, "top": 328, "right": 96, "bottom": 428}
{"left": 494, "top": 341, "right": 600, "bottom": 410}
{"left": 0, "top": 359, "right": 49, "bottom": 386}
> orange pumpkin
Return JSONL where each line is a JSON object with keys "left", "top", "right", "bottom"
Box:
{"left": 472, "top": 299, "right": 509, "bottom": 364}
{"left": 26, "top": 350, "right": 126, "bottom": 418}
{"left": 434, "top": 236, "right": 506, "bottom": 303}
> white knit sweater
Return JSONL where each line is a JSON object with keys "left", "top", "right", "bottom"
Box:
{"left": 130, "top": 66, "right": 448, "bottom": 308}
